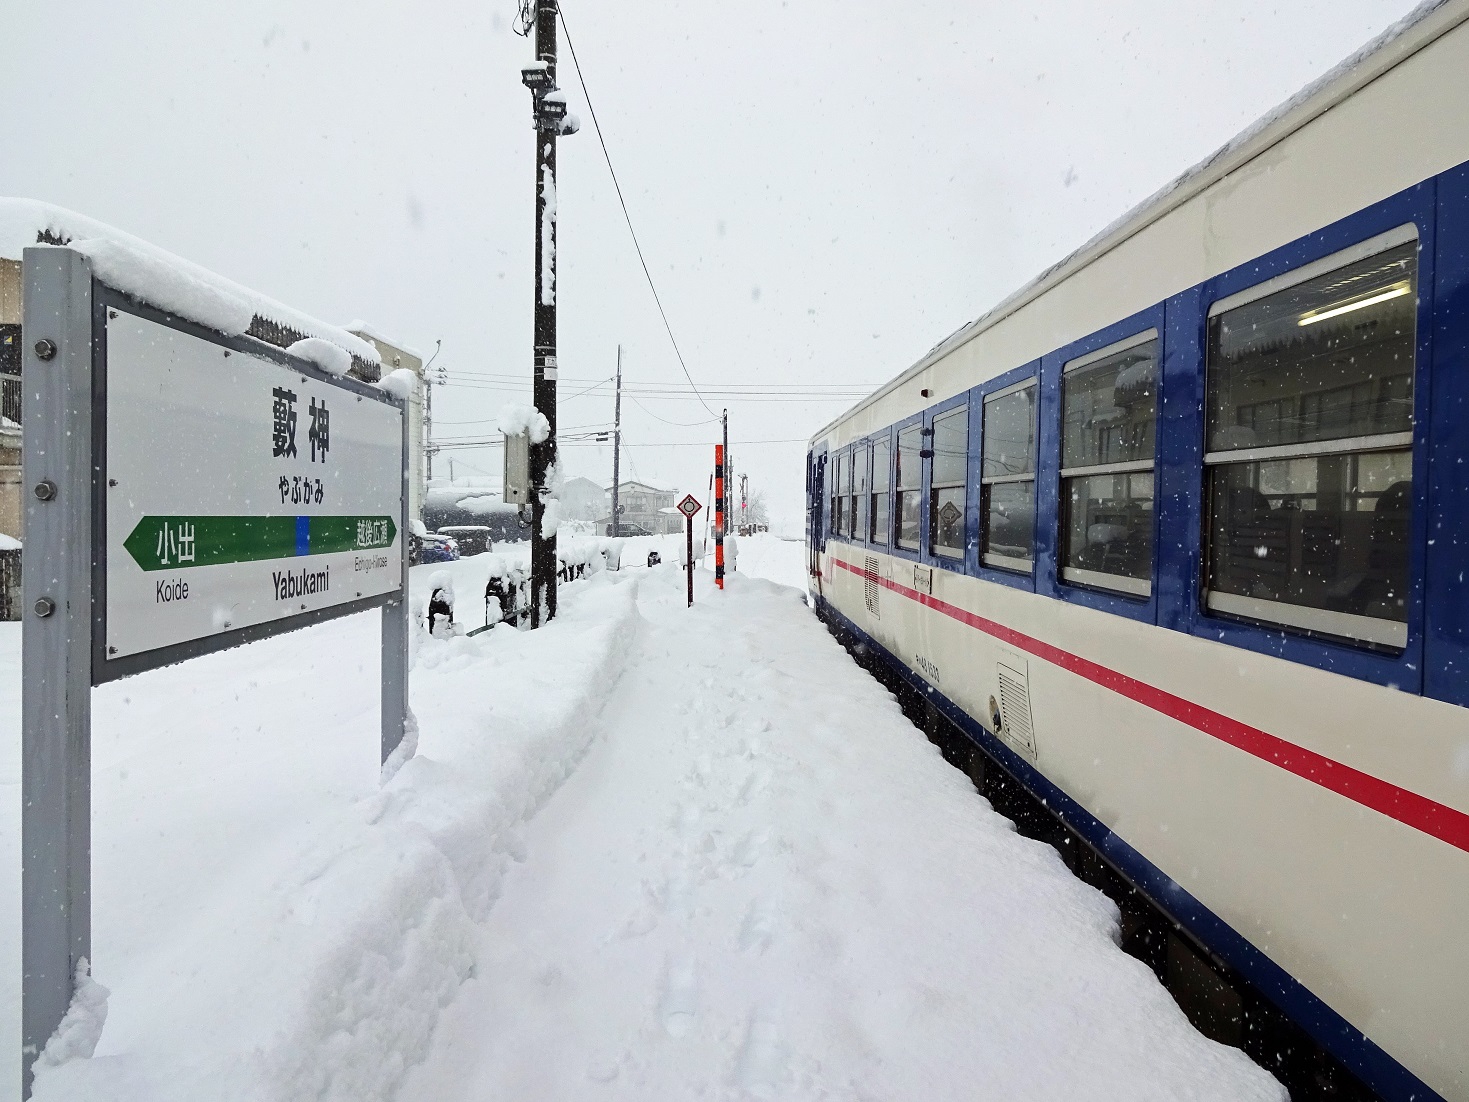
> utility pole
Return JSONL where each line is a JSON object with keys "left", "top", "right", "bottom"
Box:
{"left": 423, "top": 339, "right": 441, "bottom": 481}
{"left": 722, "top": 410, "right": 732, "bottom": 571}
{"left": 610, "top": 345, "right": 623, "bottom": 537}
{"left": 521, "top": 0, "right": 578, "bottom": 627}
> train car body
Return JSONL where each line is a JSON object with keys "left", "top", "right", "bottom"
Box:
{"left": 806, "top": 6, "right": 1469, "bottom": 1100}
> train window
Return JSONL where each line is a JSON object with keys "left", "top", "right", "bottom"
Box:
{"left": 853, "top": 444, "right": 869, "bottom": 541}
{"left": 871, "top": 435, "right": 891, "bottom": 544}
{"left": 846, "top": 446, "right": 857, "bottom": 537}
{"left": 831, "top": 452, "right": 844, "bottom": 537}
{"left": 896, "top": 425, "right": 922, "bottom": 550}
{"left": 1060, "top": 333, "right": 1158, "bottom": 596}
{"left": 929, "top": 406, "right": 968, "bottom": 558}
{"left": 981, "top": 380, "right": 1037, "bottom": 571}
{"left": 1203, "top": 227, "right": 1418, "bottom": 649}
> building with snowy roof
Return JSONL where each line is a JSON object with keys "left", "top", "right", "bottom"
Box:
{"left": 602, "top": 479, "right": 682, "bottom": 535}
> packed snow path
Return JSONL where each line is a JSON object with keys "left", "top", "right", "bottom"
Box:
{"left": 395, "top": 562, "right": 1281, "bottom": 1101}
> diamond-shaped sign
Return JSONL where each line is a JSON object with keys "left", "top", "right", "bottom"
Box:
{"left": 677, "top": 494, "right": 702, "bottom": 518}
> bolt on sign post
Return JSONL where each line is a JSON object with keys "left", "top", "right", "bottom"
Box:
{"left": 18, "top": 249, "right": 409, "bottom": 1099}
{"left": 677, "top": 494, "right": 702, "bottom": 607}
{"left": 714, "top": 444, "right": 725, "bottom": 590}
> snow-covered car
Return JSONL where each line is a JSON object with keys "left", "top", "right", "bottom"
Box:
{"left": 437, "top": 525, "right": 494, "bottom": 556}
{"left": 417, "top": 533, "right": 459, "bottom": 564}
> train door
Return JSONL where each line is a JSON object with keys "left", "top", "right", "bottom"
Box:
{"left": 807, "top": 448, "right": 826, "bottom": 593}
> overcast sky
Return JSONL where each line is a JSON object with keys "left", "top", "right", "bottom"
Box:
{"left": 4, "top": 0, "right": 1420, "bottom": 530}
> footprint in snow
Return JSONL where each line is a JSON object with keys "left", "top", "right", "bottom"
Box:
{"left": 738, "top": 898, "right": 777, "bottom": 953}
{"left": 732, "top": 828, "right": 771, "bottom": 869}
{"left": 734, "top": 1013, "right": 788, "bottom": 1097}
{"left": 585, "top": 1055, "right": 620, "bottom": 1083}
{"left": 661, "top": 871, "right": 694, "bottom": 917}
{"left": 660, "top": 954, "right": 698, "bottom": 1037}
{"left": 673, "top": 801, "right": 701, "bottom": 834}
{"left": 737, "top": 767, "right": 771, "bottom": 805}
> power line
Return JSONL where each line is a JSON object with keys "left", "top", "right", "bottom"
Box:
{"left": 440, "top": 368, "right": 876, "bottom": 391}
{"left": 439, "top": 380, "right": 864, "bottom": 402}
{"left": 432, "top": 436, "right": 809, "bottom": 450}
{"left": 627, "top": 395, "right": 719, "bottom": 427}
{"left": 556, "top": 1, "right": 718, "bottom": 418}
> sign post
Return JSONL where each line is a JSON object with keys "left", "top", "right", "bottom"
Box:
{"left": 677, "top": 494, "right": 702, "bottom": 608}
{"left": 19, "top": 248, "right": 409, "bottom": 1098}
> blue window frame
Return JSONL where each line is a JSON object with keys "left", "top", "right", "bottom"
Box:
{"left": 1173, "top": 185, "right": 1435, "bottom": 692}
{"left": 852, "top": 440, "right": 869, "bottom": 543}
{"left": 974, "top": 362, "right": 1041, "bottom": 592}
{"left": 869, "top": 429, "right": 892, "bottom": 546}
{"left": 889, "top": 412, "right": 924, "bottom": 560}
{"left": 1426, "top": 162, "right": 1469, "bottom": 707}
{"left": 926, "top": 395, "right": 970, "bottom": 563}
{"left": 1040, "top": 308, "right": 1165, "bottom": 625}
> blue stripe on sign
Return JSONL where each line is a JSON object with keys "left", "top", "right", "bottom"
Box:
{"left": 295, "top": 516, "right": 310, "bottom": 556}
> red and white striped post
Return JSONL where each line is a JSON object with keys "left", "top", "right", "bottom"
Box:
{"left": 714, "top": 443, "right": 725, "bottom": 589}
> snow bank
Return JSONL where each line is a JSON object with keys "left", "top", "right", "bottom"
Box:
{"left": 375, "top": 368, "right": 419, "bottom": 400}
{"left": 31, "top": 961, "right": 109, "bottom": 1075}
{"left": 0, "top": 533, "right": 19, "bottom": 551}
{"left": 0, "top": 198, "right": 380, "bottom": 363}
{"left": 16, "top": 566, "right": 640, "bottom": 1102}
{"left": 497, "top": 403, "right": 549, "bottom": 444}
{"left": 287, "top": 336, "right": 353, "bottom": 378}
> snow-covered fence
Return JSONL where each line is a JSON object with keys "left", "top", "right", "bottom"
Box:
{"left": 482, "top": 553, "right": 530, "bottom": 629}
{"left": 556, "top": 536, "right": 605, "bottom": 582}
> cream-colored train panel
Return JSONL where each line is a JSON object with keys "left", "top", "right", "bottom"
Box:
{"left": 821, "top": 546, "right": 1467, "bottom": 1099}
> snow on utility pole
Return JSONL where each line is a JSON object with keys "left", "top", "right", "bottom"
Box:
{"left": 610, "top": 345, "right": 622, "bottom": 536}
{"left": 520, "top": 0, "right": 578, "bottom": 626}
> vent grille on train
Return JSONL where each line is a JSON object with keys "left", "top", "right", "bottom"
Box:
{"left": 864, "top": 556, "right": 880, "bottom": 618}
{"left": 997, "top": 663, "right": 1037, "bottom": 759}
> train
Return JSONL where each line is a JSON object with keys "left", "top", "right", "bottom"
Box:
{"left": 805, "top": 6, "right": 1469, "bottom": 1101}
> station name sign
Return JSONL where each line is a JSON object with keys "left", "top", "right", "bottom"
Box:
{"left": 99, "top": 305, "right": 405, "bottom": 680}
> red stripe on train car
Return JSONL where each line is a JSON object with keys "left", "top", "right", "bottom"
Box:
{"left": 831, "top": 557, "right": 1469, "bottom": 855}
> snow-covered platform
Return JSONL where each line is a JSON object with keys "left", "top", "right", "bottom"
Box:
{"left": 2, "top": 536, "right": 1282, "bottom": 1101}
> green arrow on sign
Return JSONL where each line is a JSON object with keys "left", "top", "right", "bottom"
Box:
{"left": 123, "top": 515, "right": 397, "bottom": 572}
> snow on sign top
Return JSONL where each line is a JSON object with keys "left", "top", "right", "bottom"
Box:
{"left": 0, "top": 197, "right": 380, "bottom": 366}
{"left": 677, "top": 495, "right": 702, "bottom": 518}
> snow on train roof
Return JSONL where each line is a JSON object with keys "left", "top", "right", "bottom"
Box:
{"left": 814, "top": 0, "right": 1463, "bottom": 441}
{"left": 0, "top": 198, "right": 380, "bottom": 366}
